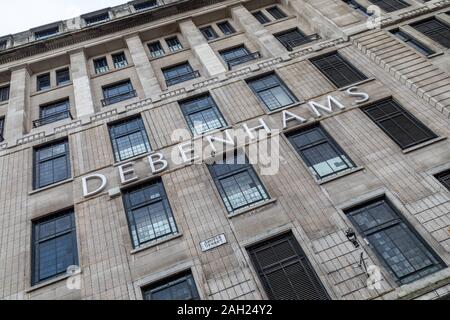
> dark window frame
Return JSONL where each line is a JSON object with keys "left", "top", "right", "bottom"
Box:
{"left": 0, "top": 85, "right": 10, "bottom": 102}
{"left": 436, "top": 170, "right": 450, "bottom": 191}
{"left": 391, "top": 29, "right": 435, "bottom": 56}
{"left": 102, "top": 80, "right": 137, "bottom": 106}
{"left": 220, "top": 45, "right": 260, "bottom": 69}
{"left": 142, "top": 270, "right": 200, "bottom": 300}
{"left": 93, "top": 57, "right": 109, "bottom": 74}
{"left": 217, "top": 21, "right": 236, "bottom": 35}
{"left": 367, "top": 0, "right": 410, "bottom": 12}
{"left": 35, "top": 99, "right": 71, "bottom": 127}
{"left": 0, "top": 117, "right": 4, "bottom": 142}
{"left": 200, "top": 26, "right": 219, "bottom": 41}
{"left": 411, "top": 18, "right": 450, "bottom": 49}
{"left": 134, "top": 0, "right": 158, "bottom": 11}
{"left": 37, "top": 73, "right": 51, "bottom": 91}
{"left": 112, "top": 52, "right": 128, "bottom": 69}
{"left": 35, "top": 27, "right": 59, "bottom": 40}
{"left": 163, "top": 62, "right": 199, "bottom": 87}
{"left": 56, "top": 68, "right": 71, "bottom": 86}
{"left": 274, "top": 28, "right": 319, "bottom": 51}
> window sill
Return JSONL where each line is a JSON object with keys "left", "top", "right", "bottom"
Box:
{"left": 338, "top": 78, "right": 375, "bottom": 91}
{"left": 30, "top": 82, "right": 73, "bottom": 97}
{"left": 403, "top": 136, "right": 447, "bottom": 154}
{"left": 26, "top": 272, "right": 77, "bottom": 293}
{"left": 90, "top": 64, "right": 135, "bottom": 79}
{"left": 131, "top": 233, "right": 183, "bottom": 255}
{"left": 29, "top": 178, "right": 74, "bottom": 195}
{"left": 427, "top": 52, "right": 444, "bottom": 59}
{"left": 317, "top": 167, "right": 365, "bottom": 185}
{"left": 228, "top": 199, "right": 277, "bottom": 219}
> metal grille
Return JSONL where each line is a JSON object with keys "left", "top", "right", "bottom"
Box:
{"left": 85, "top": 12, "right": 110, "bottom": 25}
{"left": 56, "top": 68, "right": 71, "bottom": 86}
{"left": 248, "top": 233, "right": 330, "bottom": 300}
{"left": 252, "top": 11, "right": 270, "bottom": 24}
{"left": 143, "top": 271, "right": 200, "bottom": 300}
{"left": 436, "top": 170, "right": 450, "bottom": 191}
{"left": 362, "top": 98, "right": 437, "bottom": 149}
{"left": 32, "top": 209, "right": 78, "bottom": 285}
{"left": 166, "top": 36, "right": 183, "bottom": 52}
{"left": 94, "top": 57, "right": 109, "bottom": 74}
{"left": 217, "top": 21, "right": 235, "bottom": 35}
{"left": 311, "top": 52, "right": 367, "bottom": 88}
{"left": 266, "top": 6, "right": 287, "bottom": 20}
{"left": 34, "top": 99, "right": 71, "bottom": 128}
{"left": 220, "top": 46, "right": 260, "bottom": 70}
{"left": 411, "top": 18, "right": 450, "bottom": 48}
{"left": 112, "top": 52, "right": 128, "bottom": 69}
{"left": 163, "top": 62, "right": 199, "bottom": 86}
{"left": 102, "top": 80, "right": 136, "bottom": 106}
{"left": 148, "top": 41, "right": 165, "bottom": 58}
{"left": 346, "top": 198, "right": 444, "bottom": 284}
{"left": 200, "top": 26, "right": 219, "bottom": 41}
{"left": 368, "top": 0, "right": 410, "bottom": 12}
{"left": 288, "top": 125, "right": 355, "bottom": 179}
{"left": 34, "top": 139, "right": 71, "bottom": 189}
{"left": 275, "top": 28, "right": 320, "bottom": 51}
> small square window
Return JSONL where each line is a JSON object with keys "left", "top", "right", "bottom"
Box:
{"left": 148, "top": 41, "right": 165, "bottom": 58}
{"left": 0, "top": 117, "right": 4, "bottom": 142}
{"left": 0, "top": 85, "right": 10, "bottom": 102}
{"left": 35, "top": 99, "right": 70, "bottom": 128}
{"left": 266, "top": 6, "right": 287, "bottom": 20}
{"left": 166, "top": 37, "right": 183, "bottom": 52}
{"left": 37, "top": 73, "right": 51, "bottom": 91}
{"left": 436, "top": 170, "right": 450, "bottom": 191}
{"left": 56, "top": 68, "right": 70, "bottom": 86}
{"left": 102, "top": 80, "right": 136, "bottom": 106}
{"left": 200, "top": 26, "right": 219, "bottom": 41}
{"left": 94, "top": 57, "right": 109, "bottom": 74}
{"left": 85, "top": 12, "right": 109, "bottom": 26}
{"left": 217, "top": 21, "right": 235, "bottom": 35}
{"left": 134, "top": 0, "right": 158, "bottom": 11}
{"left": 163, "top": 62, "right": 199, "bottom": 86}
{"left": 112, "top": 52, "right": 128, "bottom": 69}
{"left": 0, "top": 41, "right": 7, "bottom": 50}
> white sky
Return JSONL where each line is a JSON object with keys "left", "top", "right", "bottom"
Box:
{"left": 1, "top": 0, "right": 127, "bottom": 35}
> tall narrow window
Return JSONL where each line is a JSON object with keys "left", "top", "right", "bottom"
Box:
{"left": 391, "top": 29, "right": 435, "bottom": 56}
{"left": 32, "top": 209, "right": 78, "bottom": 285}
{"left": 166, "top": 37, "right": 183, "bottom": 52}
{"left": 287, "top": 125, "right": 355, "bottom": 179}
{"left": 35, "top": 99, "right": 71, "bottom": 127}
{"left": 94, "top": 57, "right": 109, "bottom": 74}
{"left": 163, "top": 62, "right": 199, "bottom": 86}
{"left": 275, "top": 28, "right": 318, "bottom": 51}
{"left": 37, "top": 73, "right": 51, "bottom": 91}
{"left": 180, "top": 94, "right": 227, "bottom": 135}
{"left": 123, "top": 179, "right": 178, "bottom": 248}
{"left": 34, "top": 139, "right": 71, "bottom": 189}
{"left": 267, "top": 6, "right": 287, "bottom": 20}
{"left": 367, "top": 0, "right": 410, "bottom": 12}
{"left": 0, "top": 85, "right": 9, "bottom": 102}
{"left": 148, "top": 41, "right": 165, "bottom": 58}
{"left": 436, "top": 170, "right": 450, "bottom": 191}
{"left": 200, "top": 26, "right": 219, "bottom": 41}
{"left": 0, "top": 117, "right": 4, "bottom": 142}
{"left": 108, "top": 116, "right": 152, "bottom": 162}
{"left": 102, "top": 80, "right": 136, "bottom": 106}
{"left": 112, "top": 52, "right": 128, "bottom": 69}
{"left": 209, "top": 152, "right": 269, "bottom": 213}
{"left": 247, "top": 73, "right": 298, "bottom": 111}
{"left": 143, "top": 271, "right": 200, "bottom": 300}
{"left": 311, "top": 52, "right": 367, "bottom": 88}
{"left": 217, "top": 21, "right": 235, "bottom": 35}
{"left": 56, "top": 68, "right": 70, "bottom": 86}
{"left": 345, "top": 198, "right": 444, "bottom": 284}
{"left": 411, "top": 18, "right": 450, "bottom": 48}
{"left": 248, "top": 232, "right": 330, "bottom": 300}
{"left": 252, "top": 11, "right": 270, "bottom": 24}
{"left": 220, "top": 45, "right": 260, "bottom": 69}
{"left": 362, "top": 98, "right": 437, "bottom": 149}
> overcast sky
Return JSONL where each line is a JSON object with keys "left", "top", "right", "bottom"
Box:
{"left": 1, "top": 0, "right": 127, "bottom": 35}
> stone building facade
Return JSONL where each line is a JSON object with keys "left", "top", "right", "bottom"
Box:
{"left": 0, "top": 0, "right": 449, "bottom": 300}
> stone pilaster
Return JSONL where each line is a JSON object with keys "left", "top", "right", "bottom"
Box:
{"left": 70, "top": 49, "right": 95, "bottom": 118}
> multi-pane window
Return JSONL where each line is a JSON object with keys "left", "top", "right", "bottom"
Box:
{"left": 345, "top": 198, "right": 444, "bottom": 284}
{"left": 275, "top": 28, "right": 317, "bottom": 51}
{"left": 143, "top": 271, "right": 200, "bottom": 300}
{"left": 34, "top": 139, "right": 71, "bottom": 189}
{"left": 108, "top": 116, "right": 152, "bottom": 162}
{"left": 217, "top": 21, "right": 235, "bottom": 35}
{"left": 247, "top": 73, "right": 298, "bottom": 111}
{"left": 0, "top": 85, "right": 9, "bottom": 102}
{"left": 0, "top": 41, "right": 6, "bottom": 50}
{"left": 287, "top": 125, "right": 355, "bottom": 179}
{"left": 32, "top": 210, "right": 78, "bottom": 285}
{"left": 35, "top": 27, "right": 59, "bottom": 40}
{"left": 122, "top": 179, "right": 178, "bottom": 248}
{"left": 253, "top": 11, "right": 270, "bottom": 24}
{"left": 266, "top": 6, "right": 287, "bottom": 20}
{"left": 102, "top": 80, "right": 136, "bottom": 106}
{"left": 200, "top": 26, "right": 219, "bottom": 41}
{"left": 362, "top": 98, "right": 437, "bottom": 149}
{"left": 411, "top": 18, "right": 450, "bottom": 48}
{"left": 36, "top": 99, "right": 70, "bottom": 127}
{"left": 163, "top": 62, "right": 199, "bottom": 86}
{"left": 311, "top": 52, "right": 368, "bottom": 88}
{"left": 56, "top": 68, "right": 70, "bottom": 86}
{"left": 0, "top": 117, "right": 4, "bottom": 142}
{"left": 367, "top": 0, "right": 410, "bottom": 12}
{"left": 166, "top": 36, "right": 183, "bottom": 52}
{"left": 248, "top": 232, "right": 330, "bottom": 300}
{"left": 148, "top": 41, "right": 165, "bottom": 58}
{"left": 220, "top": 45, "right": 259, "bottom": 69}
{"left": 180, "top": 94, "right": 227, "bottom": 135}
{"left": 134, "top": 0, "right": 158, "bottom": 11}
{"left": 391, "top": 29, "right": 435, "bottom": 56}
{"left": 37, "top": 73, "right": 51, "bottom": 91}
{"left": 84, "top": 12, "right": 109, "bottom": 25}
{"left": 342, "top": 0, "right": 369, "bottom": 16}
{"left": 436, "top": 170, "right": 450, "bottom": 191}
{"left": 94, "top": 57, "right": 109, "bottom": 74}
{"left": 112, "top": 52, "right": 128, "bottom": 69}
{"left": 209, "top": 152, "right": 270, "bottom": 213}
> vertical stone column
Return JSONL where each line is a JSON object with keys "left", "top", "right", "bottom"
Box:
{"left": 179, "top": 19, "right": 227, "bottom": 76}
{"left": 125, "top": 34, "right": 162, "bottom": 98}
{"left": 5, "top": 65, "right": 29, "bottom": 143}
{"left": 230, "top": 5, "right": 286, "bottom": 58}
{"left": 69, "top": 49, "right": 95, "bottom": 118}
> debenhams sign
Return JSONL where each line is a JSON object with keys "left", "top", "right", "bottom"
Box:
{"left": 82, "top": 87, "right": 370, "bottom": 198}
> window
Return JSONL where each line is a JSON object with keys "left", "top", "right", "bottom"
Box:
{"left": 436, "top": 170, "right": 450, "bottom": 191}
{"left": 311, "top": 52, "right": 368, "bottom": 88}
{"left": 247, "top": 73, "right": 298, "bottom": 111}
{"left": 180, "top": 94, "right": 227, "bottom": 135}
{"left": 411, "top": 18, "right": 450, "bottom": 48}
{"left": 35, "top": 27, "right": 59, "bottom": 40}
{"left": 84, "top": 12, "right": 109, "bottom": 25}
{"left": 217, "top": 21, "right": 235, "bottom": 35}
{"left": 367, "top": 0, "right": 410, "bottom": 12}
{"left": 200, "top": 26, "right": 219, "bottom": 41}
{"left": 208, "top": 152, "right": 269, "bottom": 213}
{"left": 166, "top": 37, "right": 183, "bottom": 52}
{"left": 32, "top": 210, "right": 78, "bottom": 286}
{"left": 362, "top": 98, "right": 437, "bottom": 149}
{"left": 37, "top": 73, "right": 51, "bottom": 91}
{"left": 0, "top": 41, "right": 7, "bottom": 50}
{"left": 134, "top": 0, "right": 158, "bottom": 11}
{"left": 391, "top": 29, "right": 435, "bottom": 56}
{"left": 109, "top": 116, "right": 152, "bottom": 162}
{"left": 102, "top": 80, "right": 136, "bottom": 106}
{"left": 288, "top": 125, "right": 355, "bottom": 179}
{"left": 163, "top": 62, "right": 199, "bottom": 86}
{"left": 0, "top": 117, "right": 4, "bottom": 142}
{"left": 143, "top": 271, "right": 200, "bottom": 300}
{"left": 94, "top": 57, "right": 109, "bottom": 74}
{"left": 252, "top": 11, "right": 270, "bottom": 24}
{"left": 34, "top": 139, "right": 71, "bottom": 189}
{"left": 220, "top": 45, "right": 260, "bottom": 69}
{"left": 35, "top": 99, "right": 71, "bottom": 127}
{"left": 148, "top": 41, "right": 165, "bottom": 58}
{"left": 112, "top": 52, "right": 128, "bottom": 69}
{"left": 266, "top": 6, "right": 287, "bottom": 20}
{"left": 345, "top": 198, "right": 444, "bottom": 284}
{"left": 0, "top": 85, "right": 9, "bottom": 102}
{"left": 248, "top": 232, "right": 330, "bottom": 300}
{"left": 275, "top": 28, "right": 318, "bottom": 51}
{"left": 122, "top": 179, "right": 178, "bottom": 248}
{"left": 342, "top": 0, "right": 369, "bottom": 16}
{"left": 56, "top": 68, "right": 70, "bottom": 86}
